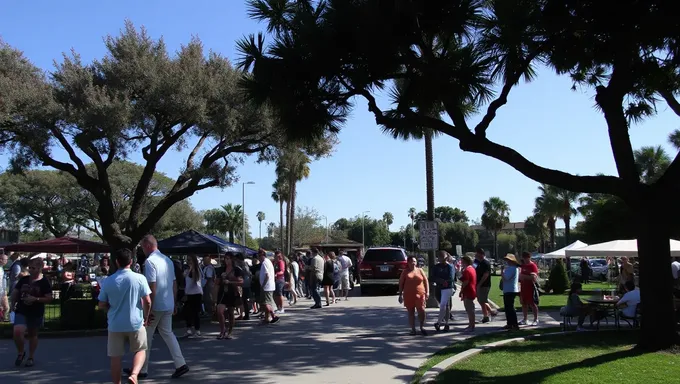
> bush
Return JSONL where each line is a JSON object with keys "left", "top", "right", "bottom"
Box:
{"left": 548, "top": 259, "right": 570, "bottom": 294}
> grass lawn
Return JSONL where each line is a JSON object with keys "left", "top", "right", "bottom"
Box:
{"left": 436, "top": 330, "right": 679, "bottom": 383}
{"left": 411, "top": 327, "right": 562, "bottom": 383}
{"left": 488, "top": 276, "right": 618, "bottom": 311}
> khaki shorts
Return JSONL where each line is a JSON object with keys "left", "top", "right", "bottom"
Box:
{"left": 260, "top": 290, "right": 276, "bottom": 308}
{"left": 477, "top": 286, "right": 490, "bottom": 304}
{"left": 341, "top": 274, "right": 350, "bottom": 290}
{"left": 107, "top": 328, "right": 148, "bottom": 357}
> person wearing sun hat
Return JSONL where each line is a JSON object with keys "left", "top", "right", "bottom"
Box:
{"left": 501, "top": 254, "right": 520, "bottom": 331}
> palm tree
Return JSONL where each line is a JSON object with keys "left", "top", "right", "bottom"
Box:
{"left": 534, "top": 185, "right": 559, "bottom": 251}
{"left": 221, "top": 203, "right": 243, "bottom": 243}
{"left": 669, "top": 129, "right": 680, "bottom": 151}
{"left": 382, "top": 212, "right": 394, "bottom": 230}
{"left": 481, "top": 197, "right": 510, "bottom": 259}
{"left": 552, "top": 188, "right": 581, "bottom": 245}
{"left": 408, "top": 207, "right": 417, "bottom": 250}
{"left": 276, "top": 148, "right": 311, "bottom": 253}
{"left": 271, "top": 178, "right": 288, "bottom": 250}
{"left": 267, "top": 222, "right": 275, "bottom": 238}
{"left": 524, "top": 215, "right": 548, "bottom": 253}
{"left": 256, "top": 211, "right": 265, "bottom": 239}
{"left": 634, "top": 145, "right": 671, "bottom": 184}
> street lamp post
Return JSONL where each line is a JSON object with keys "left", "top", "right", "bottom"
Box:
{"left": 242, "top": 181, "right": 255, "bottom": 247}
{"left": 361, "top": 210, "right": 370, "bottom": 246}
{"left": 321, "top": 215, "right": 329, "bottom": 243}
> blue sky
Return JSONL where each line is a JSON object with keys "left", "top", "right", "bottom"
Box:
{"left": 1, "top": 1, "right": 677, "bottom": 236}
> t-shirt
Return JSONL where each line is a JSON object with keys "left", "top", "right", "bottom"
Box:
{"left": 520, "top": 262, "right": 538, "bottom": 291}
{"left": 339, "top": 255, "right": 352, "bottom": 277}
{"left": 475, "top": 258, "right": 492, "bottom": 288}
{"left": 98, "top": 268, "right": 151, "bottom": 333}
{"left": 564, "top": 293, "right": 583, "bottom": 316}
{"left": 184, "top": 268, "right": 204, "bottom": 295}
{"left": 617, "top": 288, "right": 641, "bottom": 318}
{"left": 14, "top": 275, "right": 52, "bottom": 318}
{"left": 291, "top": 261, "right": 299, "bottom": 281}
{"left": 672, "top": 261, "right": 680, "bottom": 280}
{"left": 461, "top": 266, "right": 477, "bottom": 300}
{"left": 0, "top": 266, "right": 5, "bottom": 296}
{"left": 9, "top": 261, "right": 22, "bottom": 287}
{"left": 274, "top": 259, "right": 286, "bottom": 282}
{"left": 259, "top": 258, "right": 275, "bottom": 292}
{"left": 312, "top": 255, "right": 324, "bottom": 280}
{"left": 502, "top": 266, "right": 519, "bottom": 293}
{"left": 144, "top": 250, "right": 176, "bottom": 312}
{"left": 202, "top": 264, "right": 216, "bottom": 287}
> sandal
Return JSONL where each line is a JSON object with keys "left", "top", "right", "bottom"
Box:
{"left": 420, "top": 327, "right": 428, "bottom": 336}
{"left": 127, "top": 374, "right": 138, "bottom": 384}
{"left": 225, "top": 334, "right": 233, "bottom": 340}
{"left": 217, "top": 331, "right": 226, "bottom": 340}
{"left": 25, "top": 358, "right": 34, "bottom": 367}
{"left": 409, "top": 329, "right": 417, "bottom": 336}
{"left": 15, "top": 352, "right": 25, "bottom": 367}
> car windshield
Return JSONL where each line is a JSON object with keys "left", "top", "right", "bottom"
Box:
{"left": 590, "top": 259, "right": 607, "bottom": 266}
{"left": 363, "top": 249, "right": 406, "bottom": 262}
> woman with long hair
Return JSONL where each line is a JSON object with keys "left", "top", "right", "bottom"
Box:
{"left": 182, "top": 255, "right": 204, "bottom": 338}
{"left": 322, "top": 252, "right": 337, "bottom": 306}
{"left": 398, "top": 255, "right": 429, "bottom": 336}
{"left": 216, "top": 253, "right": 243, "bottom": 339}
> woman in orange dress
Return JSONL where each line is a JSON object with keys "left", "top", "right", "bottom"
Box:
{"left": 398, "top": 255, "right": 430, "bottom": 335}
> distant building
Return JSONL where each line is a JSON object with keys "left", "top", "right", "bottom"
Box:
{"left": 0, "top": 227, "right": 20, "bottom": 247}
{"left": 470, "top": 222, "right": 526, "bottom": 233}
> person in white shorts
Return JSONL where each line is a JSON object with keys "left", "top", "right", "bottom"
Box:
{"left": 339, "top": 251, "right": 353, "bottom": 301}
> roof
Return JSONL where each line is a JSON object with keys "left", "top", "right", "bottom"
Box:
{"left": 3, "top": 237, "right": 111, "bottom": 254}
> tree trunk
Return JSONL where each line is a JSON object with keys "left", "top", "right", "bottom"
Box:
{"left": 632, "top": 198, "right": 678, "bottom": 350}
{"left": 228, "top": 231, "right": 234, "bottom": 244}
{"left": 548, "top": 218, "right": 556, "bottom": 251}
{"left": 259, "top": 221, "right": 262, "bottom": 239}
{"left": 279, "top": 200, "right": 285, "bottom": 250}
{"left": 493, "top": 231, "right": 498, "bottom": 259}
{"left": 424, "top": 131, "right": 438, "bottom": 309}
{"left": 288, "top": 177, "right": 297, "bottom": 254}
{"left": 564, "top": 216, "right": 571, "bottom": 245}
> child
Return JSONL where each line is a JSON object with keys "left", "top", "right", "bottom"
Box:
{"left": 563, "top": 282, "right": 593, "bottom": 331}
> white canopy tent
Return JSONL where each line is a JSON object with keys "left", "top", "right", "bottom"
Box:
{"left": 565, "top": 239, "right": 680, "bottom": 258}
{"left": 543, "top": 240, "right": 588, "bottom": 259}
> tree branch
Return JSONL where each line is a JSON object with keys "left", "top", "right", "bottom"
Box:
{"left": 474, "top": 49, "right": 542, "bottom": 137}
{"left": 48, "top": 127, "right": 87, "bottom": 174}
{"left": 659, "top": 89, "right": 680, "bottom": 117}
{"left": 357, "top": 86, "right": 624, "bottom": 196}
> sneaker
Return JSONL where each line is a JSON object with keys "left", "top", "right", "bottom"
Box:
{"left": 181, "top": 330, "right": 194, "bottom": 338}
{"left": 518, "top": 320, "right": 527, "bottom": 326}
{"left": 310, "top": 304, "right": 322, "bottom": 309}
{"left": 443, "top": 324, "right": 450, "bottom": 332}
{"left": 270, "top": 316, "right": 280, "bottom": 324}
{"left": 123, "top": 368, "right": 148, "bottom": 379}
{"left": 171, "top": 365, "right": 190, "bottom": 378}
{"left": 195, "top": 330, "right": 201, "bottom": 337}
{"left": 433, "top": 323, "right": 441, "bottom": 332}
{"left": 481, "top": 317, "right": 490, "bottom": 324}
{"left": 530, "top": 320, "right": 539, "bottom": 326}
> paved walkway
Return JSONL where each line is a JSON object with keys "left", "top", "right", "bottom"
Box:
{"left": 0, "top": 291, "right": 559, "bottom": 383}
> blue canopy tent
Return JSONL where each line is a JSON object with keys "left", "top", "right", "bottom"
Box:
{"left": 203, "top": 234, "right": 257, "bottom": 257}
{"left": 157, "top": 230, "right": 242, "bottom": 255}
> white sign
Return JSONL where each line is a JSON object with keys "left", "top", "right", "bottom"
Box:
{"left": 455, "top": 245, "right": 462, "bottom": 256}
{"left": 419, "top": 221, "right": 439, "bottom": 251}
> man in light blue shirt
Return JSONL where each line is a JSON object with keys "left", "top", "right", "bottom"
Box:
{"left": 98, "top": 248, "right": 151, "bottom": 384}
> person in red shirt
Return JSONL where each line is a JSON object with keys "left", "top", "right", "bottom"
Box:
{"left": 519, "top": 251, "right": 539, "bottom": 326}
{"left": 459, "top": 255, "right": 477, "bottom": 332}
{"left": 273, "top": 251, "right": 287, "bottom": 314}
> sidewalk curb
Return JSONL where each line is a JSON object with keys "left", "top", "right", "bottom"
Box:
{"left": 0, "top": 328, "right": 108, "bottom": 339}
{"left": 418, "top": 330, "right": 574, "bottom": 383}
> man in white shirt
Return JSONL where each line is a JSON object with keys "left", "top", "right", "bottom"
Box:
{"left": 258, "top": 249, "right": 279, "bottom": 324}
{"left": 0, "top": 253, "right": 8, "bottom": 321}
{"left": 616, "top": 281, "right": 641, "bottom": 318}
{"left": 338, "top": 251, "right": 353, "bottom": 301}
{"left": 201, "top": 256, "right": 216, "bottom": 319}
{"left": 124, "top": 235, "right": 189, "bottom": 380}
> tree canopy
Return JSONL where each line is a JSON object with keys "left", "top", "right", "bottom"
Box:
{"left": 0, "top": 22, "right": 280, "bottom": 248}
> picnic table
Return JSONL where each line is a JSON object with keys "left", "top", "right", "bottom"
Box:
{"left": 585, "top": 296, "right": 620, "bottom": 329}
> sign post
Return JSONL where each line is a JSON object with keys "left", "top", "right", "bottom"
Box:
{"left": 418, "top": 221, "right": 439, "bottom": 251}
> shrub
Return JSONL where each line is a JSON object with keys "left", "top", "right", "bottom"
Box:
{"left": 548, "top": 259, "right": 570, "bottom": 294}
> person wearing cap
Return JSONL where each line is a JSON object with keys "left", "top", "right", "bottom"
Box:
{"left": 501, "top": 254, "right": 520, "bottom": 331}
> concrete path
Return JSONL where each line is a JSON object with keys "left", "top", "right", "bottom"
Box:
{"left": 0, "top": 290, "right": 559, "bottom": 384}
